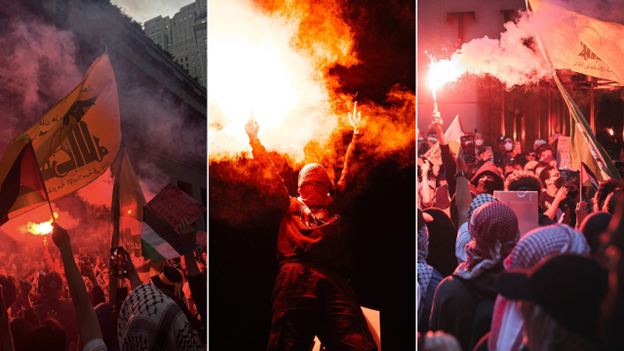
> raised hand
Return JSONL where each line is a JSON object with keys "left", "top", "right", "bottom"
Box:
{"left": 245, "top": 117, "right": 260, "bottom": 140}
{"left": 51, "top": 223, "right": 71, "bottom": 253}
{"left": 348, "top": 102, "right": 362, "bottom": 134}
{"left": 178, "top": 218, "right": 195, "bottom": 244}
{"left": 555, "top": 186, "right": 568, "bottom": 202}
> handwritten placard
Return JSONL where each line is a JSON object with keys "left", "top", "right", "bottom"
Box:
{"left": 146, "top": 183, "right": 206, "bottom": 233}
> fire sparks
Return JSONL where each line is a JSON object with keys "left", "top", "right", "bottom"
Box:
{"left": 208, "top": 0, "right": 356, "bottom": 162}
{"left": 25, "top": 212, "right": 58, "bottom": 235}
{"left": 427, "top": 59, "right": 465, "bottom": 92}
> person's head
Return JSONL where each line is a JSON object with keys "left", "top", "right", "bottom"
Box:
{"left": 42, "top": 272, "right": 64, "bottom": 302}
{"left": 471, "top": 163, "right": 505, "bottom": 196}
{"left": 537, "top": 144, "right": 555, "bottom": 161}
{"left": 503, "top": 158, "right": 515, "bottom": 175}
{"left": 119, "top": 284, "right": 199, "bottom": 350}
{"left": 297, "top": 163, "right": 333, "bottom": 207}
{"left": 506, "top": 170, "right": 542, "bottom": 192}
{"left": 499, "top": 255, "right": 607, "bottom": 350}
{"left": 513, "top": 157, "right": 527, "bottom": 171}
{"left": 23, "top": 319, "right": 67, "bottom": 351}
{"left": 563, "top": 172, "right": 580, "bottom": 199}
{"left": 460, "top": 202, "right": 519, "bottom": 278}
{"left": 533, "top": 139, "right": 547, "bottom": 151}
{"left": 504, "top": 137, "right": 514, "bottom": 152}
{"left": 525, "top": 150, "right": 538, "bottom": 161}
{"left": 150, "top": 265, "right": 184, "bottom": 300}
{"left": 524, "top": 160, "right": 539, "bottom": 173}
{"left": 427, "top": 129, "right": 438, "bottom": 145}
{"left": 475, "top": 132, "right": 484, "bottom": 147}
{"left": 580, "top": 212, "right": 612, "bottom": 256}
{"left": 539, "top": 166, "right": 562, "bottom": 191}
{"left": 498, "top": 136, "right": 507, "bottom": 152}
{"left": 32, "top": 260, "right": 40, "bottom": 272}
{"left": 535, "top": 161, "right": 550, "bottom": 177}
{"left": 10, "top": 318, "right": 35, "bottom": 351}
{"left": 594, "top": 179, "right": 622, "bottom": 212}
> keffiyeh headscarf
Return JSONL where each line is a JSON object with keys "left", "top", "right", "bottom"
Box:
{"left": 454, "top": 202, "right": 519, "bottom": 279}
{"left": 489, "top": 224, "right": 590, "bottom": 351}
{"left": 297, "top": 163, "right": 333, "bottom": 207}
{"left": 118, "top": 284, "right": 203, "bottom": 351}
{"left": 418, "top": 224, "right": 434, "bottom": 320}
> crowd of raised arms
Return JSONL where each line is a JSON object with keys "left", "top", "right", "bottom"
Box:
{"left": 418, "top": 112, "right": 624, "bottom": 351}
{"left": 0, "top": 219, "right": 206, "bottom": 351}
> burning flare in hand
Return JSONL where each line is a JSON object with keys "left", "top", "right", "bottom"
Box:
{"left": 26, "top": 212, "right": 58, "bottom": 235}
{"left": 427, "top": 59, "right": 465, "bottom": 92}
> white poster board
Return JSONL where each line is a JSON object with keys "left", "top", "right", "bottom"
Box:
{"left": 494, "top": 191, "right": 539, "bottom": 237}
{"left": 557, "top": 136, "right": 572, "bottom": 170}
{"left": 311, "top": 307, "right": 381, "bottom": 351}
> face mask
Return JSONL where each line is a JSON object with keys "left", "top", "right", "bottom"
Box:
{"left": 567, "top": 190, "right": 579, "bottom": 199}
{"left": 553, "top": 176, "right": 564, "bottom": 188}
{"left": 475, "top": 139, "right": 484, "bottom": 146}
{"left": 505, "top": 142, "right": 513, "bottom": 151}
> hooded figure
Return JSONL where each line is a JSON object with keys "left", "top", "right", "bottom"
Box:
{"left": 470, "top": 161, "right": 505, "bottom": 196}
{"left": 430, "top": 202, "right": 519, "bottom": 351}
{"left": 423, "top": 208, "right": 458, "bottom": 277}
{"left": 245, "top": 118, "right": 377, "bottom": 351}
{"left": 488, "top": 225, "right": 590, "bottom": 351}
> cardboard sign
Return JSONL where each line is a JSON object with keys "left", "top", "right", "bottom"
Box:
{"left": 423, "top": 143, "right": 443, "bottom": 166}
{"left": 146, "top": 183, "right": 206, "bottom": 233}
{"left": 557, "top": 136, "right": 573, "bottom": 170}
{"left": 494, "top": 191, "right": 539, "bottom": 237}
{"left": 312, "top": 307, "right": 381, "bottom": 351}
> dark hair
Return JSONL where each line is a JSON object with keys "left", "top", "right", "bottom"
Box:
{"left": 467, "top": 163, "right": 480, "bottom": 180}
{"left": 506, "top": 171, "right": 543, "bottom": 192}
{"left": 24, "top": 319, "right": 66, "bottom": 351}
{"left": 596, "top": 179, "right": 623, "bottom": 211}
{"left": 537, "top": 144, "right": 555, "bottom": 159}
{"left": 539, "top": 165, "right": 557, "bottom": 189}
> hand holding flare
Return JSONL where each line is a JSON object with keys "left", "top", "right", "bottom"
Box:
{"left": 348, "top": 102, "right": 362, "bottom": 134}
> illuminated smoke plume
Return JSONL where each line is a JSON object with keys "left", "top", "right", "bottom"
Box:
{"left": 432, "top": 0, "right": 624, "bottom": 89}
{"left": 208, "top": 0, "right": 358, "bottom": 161}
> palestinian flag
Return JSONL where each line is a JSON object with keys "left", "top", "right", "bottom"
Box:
{"left": 0, "top": 138, "right": 49, "bottom": 225}
{"left": 141, "top": 207, "right": 194, "bottom": 261}
{"left": 580, "top": 162, "right": 599, "bottom": 189}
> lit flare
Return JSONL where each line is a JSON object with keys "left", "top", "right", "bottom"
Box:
{"left": 26, "top": 212, "right": 58, "bottom": 235}
{"left": 427, "top": 59, "right": 465, "bottom": 92}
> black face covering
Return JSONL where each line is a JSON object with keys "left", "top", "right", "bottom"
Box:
{"left": 567, "top": 190, "right": 579, "bottom": 199}
{"left": 554, "top": 176, "right": 564, "bottom": 188}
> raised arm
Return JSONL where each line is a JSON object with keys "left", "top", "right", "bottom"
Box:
{"left": 336, "top": 103, "right": 364, "bottom": 194}
{"left": 434, "top": 113, "right": 457, "bottom": 197}
{"left": 420, "top": 161, "right": 433, "bottom": 208}
{"left": 245, "top": 118, "right": 291, "bottom": 212}
{"left": 51, "top": 224, "right": 103, "bottom": 349}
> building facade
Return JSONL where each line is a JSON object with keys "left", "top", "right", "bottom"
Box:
{"left": 0, "top": 0, "right": 207, "bottom": 231}
{"left": 144, "top": 0, "right": 207, "bottom": 87}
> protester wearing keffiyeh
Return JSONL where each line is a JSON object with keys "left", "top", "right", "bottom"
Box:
{"left": 456, "top": 194, "right": 500, "bottom": 264}
{"left": 118, "top": 284, "right": 203, "bottom": 351}
{"left": 488, "top": 224, "right": 590, "bottom": 351}
{"left": 454, "top": 202, "right": 519, "bottom": 279}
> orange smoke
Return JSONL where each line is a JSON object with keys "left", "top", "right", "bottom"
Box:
{"left": 25, "top": 212, "right": 58, "bottom": 235}
{"left": 208, "top": 0, "right": 358, "bottom": 162}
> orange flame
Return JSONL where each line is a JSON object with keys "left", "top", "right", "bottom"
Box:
{"left": 427, "top": 59, "right": 465, "bottom": 92}
{"left": 127, "top": 210, "right": 132, "bottom": 214}
{"left": 25, "top": 212, "right": 58, "bottom": 236}
{"left": 608, "top": 128, "right": 614, "bottom": 136}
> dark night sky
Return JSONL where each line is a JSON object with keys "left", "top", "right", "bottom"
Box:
{"left": 209, "top": 0, "right": 415, "bottom": 349}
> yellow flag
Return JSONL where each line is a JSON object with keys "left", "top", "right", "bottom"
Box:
{"left": 8, "top": 52, "right": 121, "bottom": 218}
{"left": 528, "top": 0, "right": 624, "bottom": 84}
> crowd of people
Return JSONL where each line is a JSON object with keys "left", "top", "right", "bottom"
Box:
{"left": 418, "top": 112, "right": 624, "bottom": 351}
{"left": 0, "top": 219, "right": 206, "bottom": 351}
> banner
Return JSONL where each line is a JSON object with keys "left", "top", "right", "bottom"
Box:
{"left": 8, "top": 52, "right": 121, "bottom": 219}
{"left": 553, "top": 74, "right": 619, "bottom": 180}
{"left": 528, "top": 0, "right": 624, "bottom": 84}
